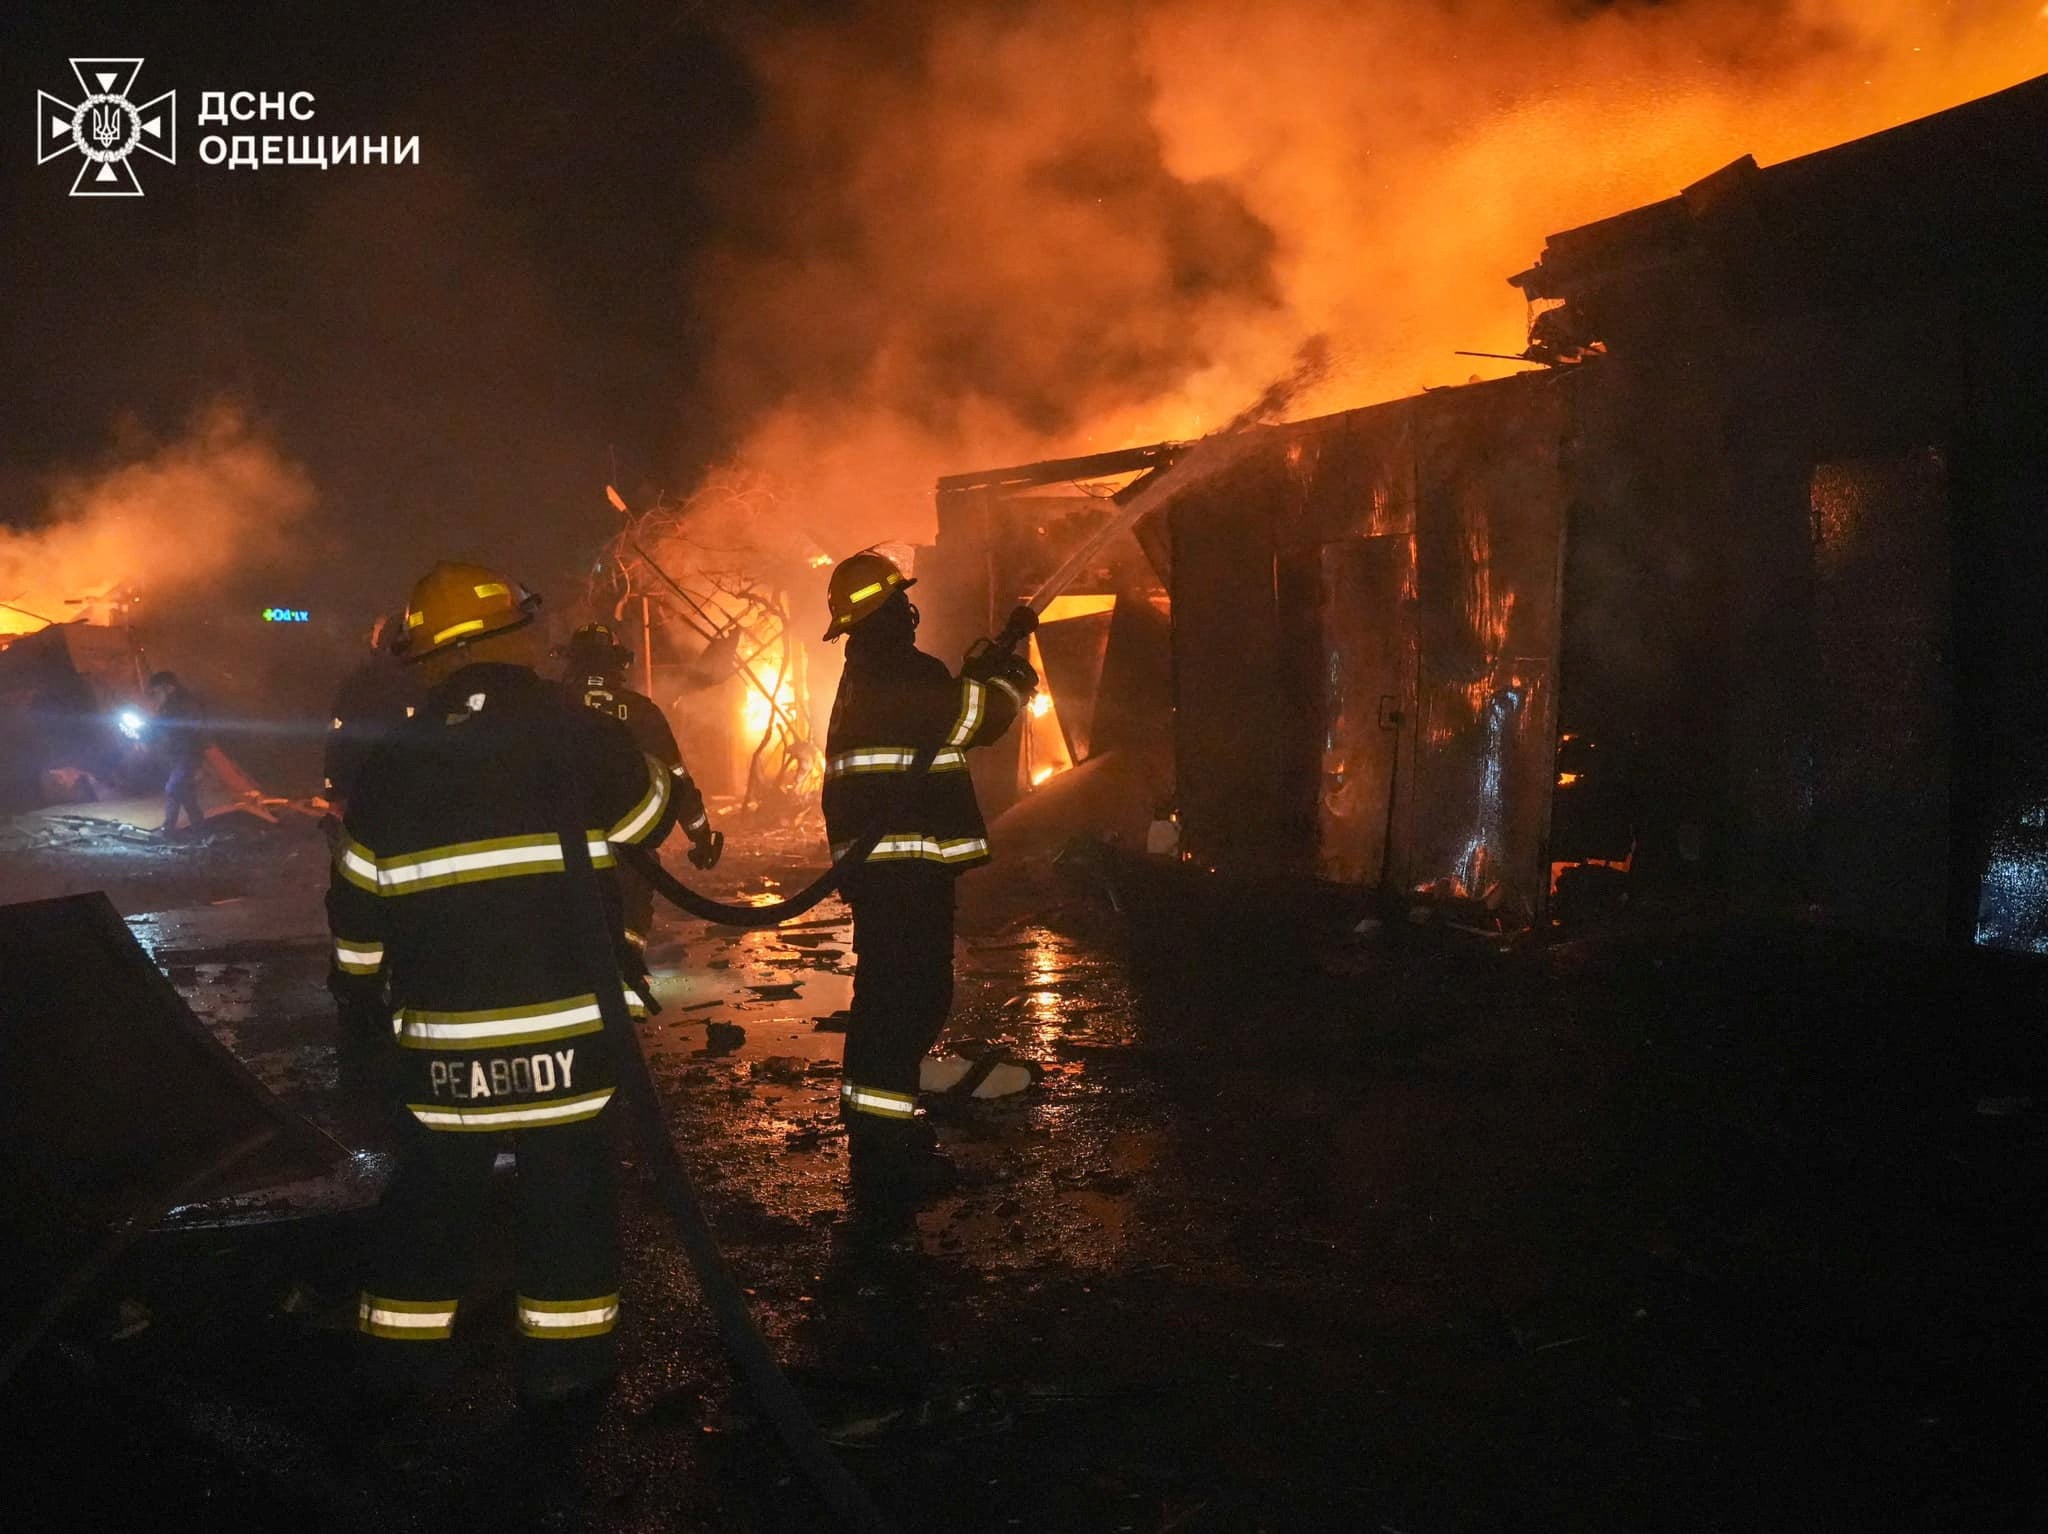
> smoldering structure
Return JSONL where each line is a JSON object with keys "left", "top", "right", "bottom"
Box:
{"left": 931, "top": 74, "right": 2048, "bottom": 953}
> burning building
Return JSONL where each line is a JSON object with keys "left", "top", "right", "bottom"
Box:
{"left": 935, "top": 72, "right": 2048, "bottom": 953}
{"left": 588, "top": 471, "right": 835, "bottom": 813}
{"left": 918, "top": 445, "right": 1180, "bottom": 831}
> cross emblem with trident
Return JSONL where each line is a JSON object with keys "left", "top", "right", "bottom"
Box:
{"left": 37, "top": 58, "right": 176, "bottom": 197}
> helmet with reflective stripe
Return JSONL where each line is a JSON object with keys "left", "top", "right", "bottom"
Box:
{"left": 392, "top": 561, "right": 542, "bottom": 662}
{"left": 822, "top": 550, "right": 915, "bottom": 641}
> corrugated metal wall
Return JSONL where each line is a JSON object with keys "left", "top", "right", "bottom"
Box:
{"left": 1170, "top": 376, "right": 1569, "bottom": 917}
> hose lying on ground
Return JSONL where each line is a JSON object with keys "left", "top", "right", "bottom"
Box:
{"left": 548, "top": 725, "right": 898, "bottom": 1534}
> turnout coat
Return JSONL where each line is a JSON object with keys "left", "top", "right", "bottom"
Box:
{"left": 821, "top": 643, "right": 1024, "bottom": 875}
{"left": 326, "top": 662, "right": 677, "bottom": 1132}
{"left": 560, "top": 668, "right": 709, "bottom": 840}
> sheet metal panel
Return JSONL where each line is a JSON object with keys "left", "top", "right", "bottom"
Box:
{"left": 1316, "top": 536, "right": 1416, "bottom": 886}
{"left": 1170, "top": 444, "right": 1299, "bottom": 872}
{"left": 0, "top": 893, "right": 342, "bottom": 1331}
{"left": 1808, "top": 449, "right": 1953, "bottom": 938}
{"left": 1404, "top": 380, "right": 1569, "bottom": 917}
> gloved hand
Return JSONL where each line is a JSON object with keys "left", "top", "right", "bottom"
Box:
{"left": 688, "top": 827, "right": 725, "bottom": 870}
{"left": 964, "top": 644, "right": 1038, "bottom": 694}
{"left": 962, "top": 606, "right": 1039, "bottom": 685}
{"left": 987, "top": 652, "right": 1038, "bottom": 697}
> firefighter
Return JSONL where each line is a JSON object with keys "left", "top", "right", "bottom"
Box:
{"left": 144, "top": 670, "right": 210, "bottom": 836}
{"left": 323, "top": 613, "right": 422, "bottom": 1060}
{"left": 327, "top": 561, "right": 679, "bottom": 1405}
{"left": 819, "top": 550, "right": 1036, "bottom": 1195}
{"left": 323, "top": 611, "right": 419, "bottom": 812}
{"left": 554, "top": 622, "right": 722, "bottom": 968}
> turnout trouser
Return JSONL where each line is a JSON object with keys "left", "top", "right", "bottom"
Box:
{"left": 162, "top": 757, "right": 205, "bottom": 832}
{"left": 358, "top": 1111, "right": 620, "bottom": 1388}
{"left": 841, "top": 863, "right": 956, "bottom": 1131}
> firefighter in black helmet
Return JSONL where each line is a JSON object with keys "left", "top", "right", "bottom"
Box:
{"left": 327, "top": 561, "right": 679, "bottom": 1405}
{"left": 323, "top": 611, "right": 420, "bottom": 813}
{"left": 323, "top": 611, "right": 422, "bottom": 1062}
{"left": 820, "top": 550, "right": 1036, "bottom": 1195}
{"left": 555, "top": 622, "right": 721, "bottom": 967}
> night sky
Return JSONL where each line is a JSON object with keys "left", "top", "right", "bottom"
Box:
{"left": 1, "top": 0, "right": 765, "bottom": 616}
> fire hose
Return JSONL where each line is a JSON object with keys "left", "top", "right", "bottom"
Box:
{"left": 601, "top": 333, "right": 1329, "bottom": 932}
{"left": 543, "top": 607, "right": 1032, "bottom": 1530}
{"left": 622, "top": 437, "right": 1246, "bottom": 926}
{"left": 618, "top": 602, "right": 1041, "bottom": 928}
{"left": 547, "top": 720, "right": 900, "bottom": 1534}
{"left": 489, "top": 346, "right": 1336, "bottom": 1525}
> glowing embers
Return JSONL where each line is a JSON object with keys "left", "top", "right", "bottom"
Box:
{"left": 1546, "top": 730, "right": 1637, "bottom": 909}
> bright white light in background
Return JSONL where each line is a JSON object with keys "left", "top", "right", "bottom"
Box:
{"left": 1030, "top": 691, "right": 1052, "bottom": 717}
{"left": 118, "top": 709, "right": 145, "bottom": 740}
{"left": 1032, "top": 766, "right": 1055, "bottom": 786}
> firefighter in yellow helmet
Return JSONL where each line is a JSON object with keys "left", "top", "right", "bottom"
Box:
{"left": 328, "top": 561, "right": 679, "bottom": 1404}
{"left": 820, "top": 550, "right": 1038, "bottom": 1198}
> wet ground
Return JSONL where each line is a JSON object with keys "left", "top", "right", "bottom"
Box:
{"left": 3, "top": 816, "right": 2046, "bottom": 1532}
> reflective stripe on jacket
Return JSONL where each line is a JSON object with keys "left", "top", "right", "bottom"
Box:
{"left": 325, "top": 662, "right": 676, "bottom": 1130}
{"left": 821, "top": 644, "right": 1019, "bottom": 874}
{"left": 560, "top": 673, "right": 710, "bottom": 836}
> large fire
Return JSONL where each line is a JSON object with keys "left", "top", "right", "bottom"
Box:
{"left": 596, "top": 468, "right": 827, "bottom": 809}
{"left": 0, "top": 405, "right": 313, "bottom": 641}
{"left": 683, "top": 2, "right": 2048, "bottom": 556}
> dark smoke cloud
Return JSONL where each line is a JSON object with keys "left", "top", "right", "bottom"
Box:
{"left": 685, "top": 0, "right": 2048, "bottom": 548}
{"left": 3, "top": 0, "right": 2042, "bottom": 612}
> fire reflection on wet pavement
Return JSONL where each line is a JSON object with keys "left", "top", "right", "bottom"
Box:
{"left": 5, "top": 826, "right": 2037, "bottom": 1534}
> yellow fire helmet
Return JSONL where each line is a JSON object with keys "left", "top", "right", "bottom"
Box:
{"left": 392, "top": 561, "right": 542, "bottom": 663}
{"left": 822, "top": 549, "right": 915, "bottom": 641}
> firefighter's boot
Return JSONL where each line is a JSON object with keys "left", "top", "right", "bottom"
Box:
{"left": 844, "top": 1111, "right": 956, "bottom": 1206}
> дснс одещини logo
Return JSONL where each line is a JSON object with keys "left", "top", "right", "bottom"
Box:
{"left": 38, "top": 58, "right": 175, "bottom": 197}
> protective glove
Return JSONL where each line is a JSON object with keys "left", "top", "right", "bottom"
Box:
{"left": 963, "top": 645, "right": 1037, "bottom": 692}
{"left": 688, "top": 827, "right": 725, "bottom": 870}
{"left": 961, "top": 605, "right": 1040, "bottom": 684}
{"left": 987, "top": 652, "right": 1038, "bottom": 698}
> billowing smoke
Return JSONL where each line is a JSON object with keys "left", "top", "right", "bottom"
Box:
{"left": 0, "top": 403, "right": 315, "bottom": 635}
{"left": 691, "top": 0, "right": 2048, "bottom": 547}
